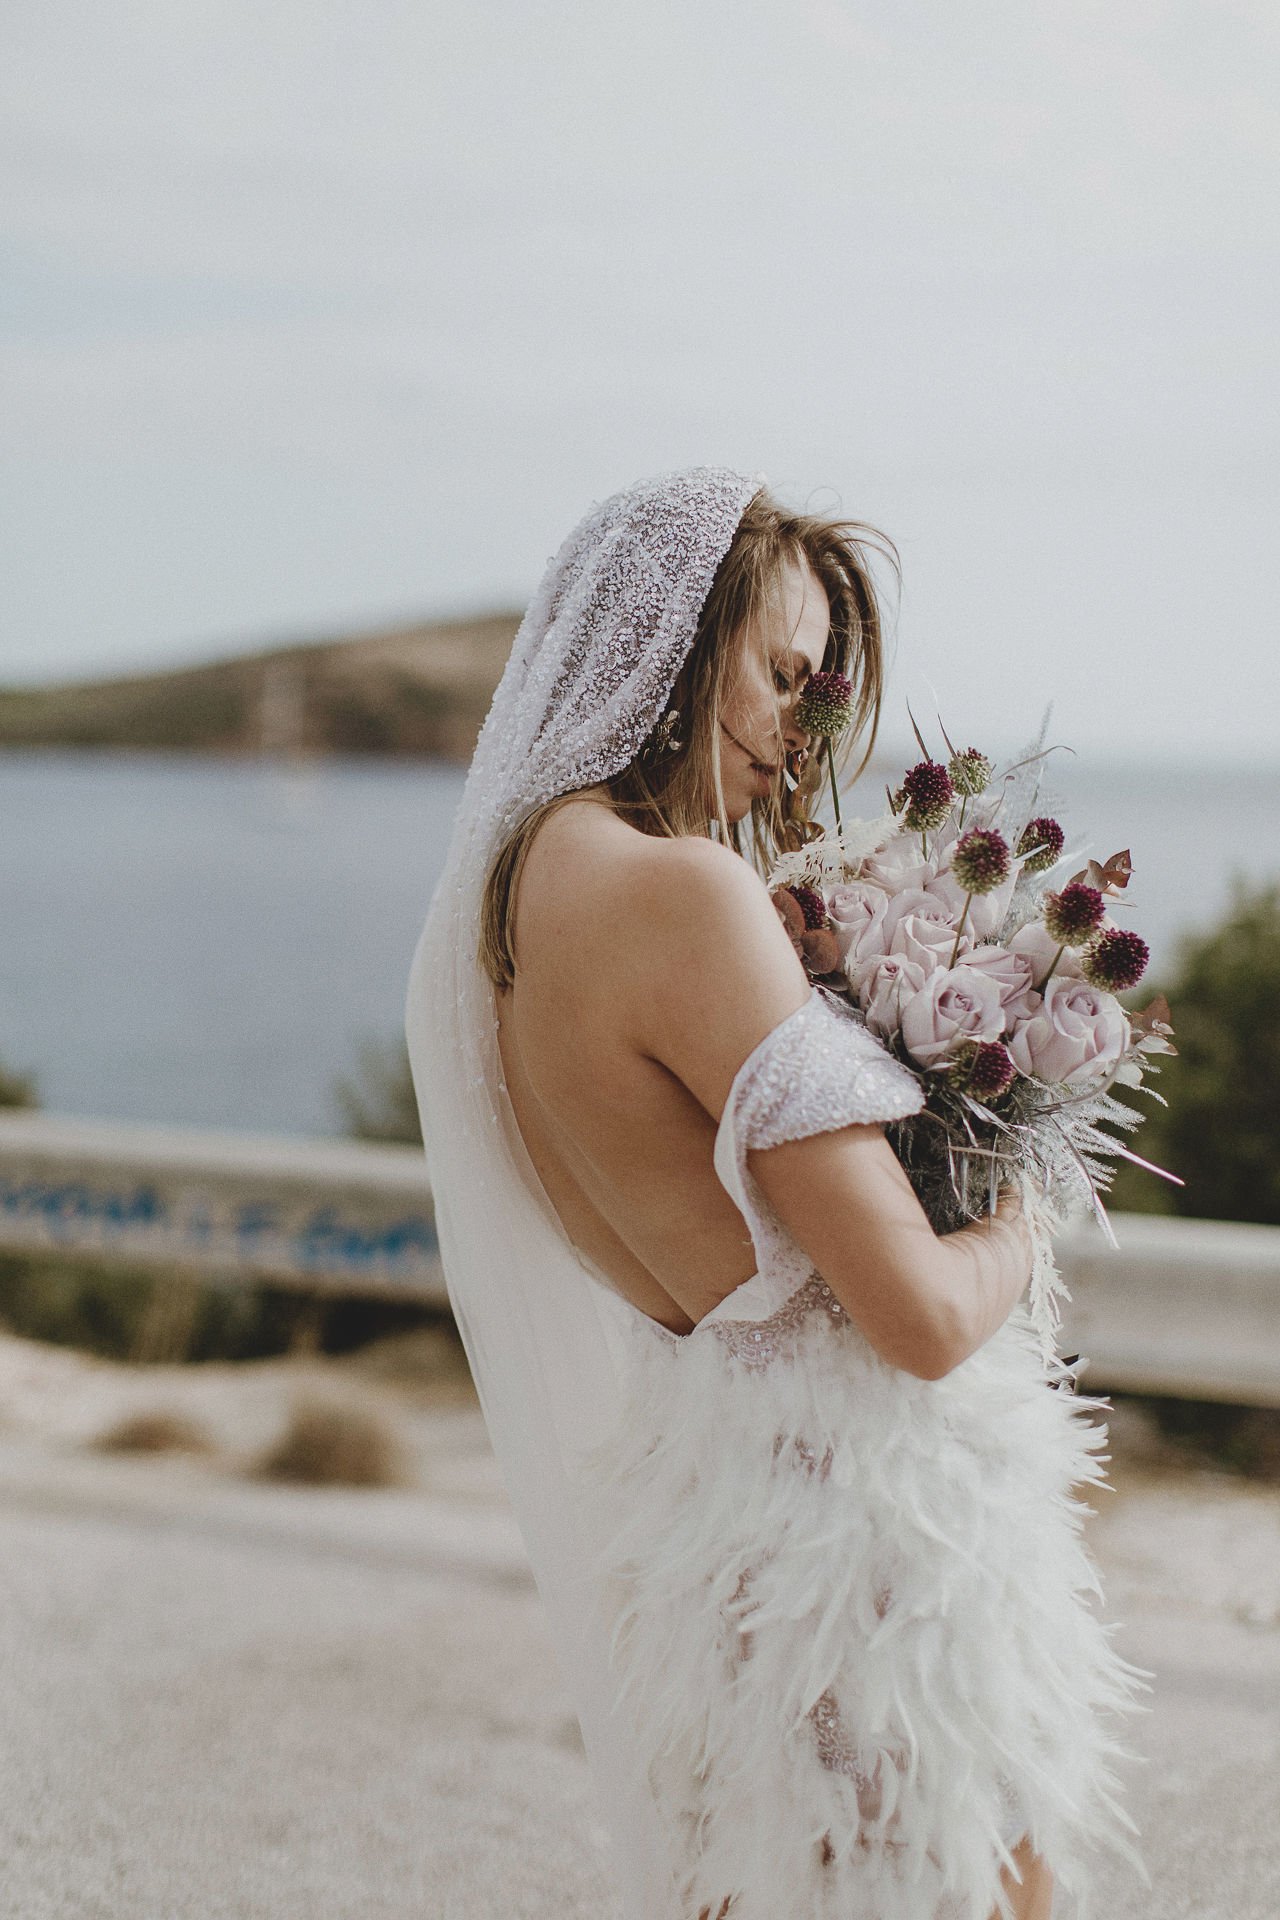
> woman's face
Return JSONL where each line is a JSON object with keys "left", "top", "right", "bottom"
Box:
{"left": 717, "top": 552, "right": 830, "bottom": 824}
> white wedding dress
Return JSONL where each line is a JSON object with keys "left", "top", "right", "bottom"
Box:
{"left": 578, "top": 986, "right": 1151, "bottom": 1920}
{"left": 403, "top": 465, "right": 1151, "bottom": 1920}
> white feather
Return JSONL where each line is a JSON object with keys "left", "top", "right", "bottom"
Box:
{"left": 584, "top": 1300, "right": 1153, "bottom": 1920}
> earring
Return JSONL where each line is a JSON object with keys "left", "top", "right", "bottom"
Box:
{"left": 651, "top": 706, "right": 684, "bottom": 755}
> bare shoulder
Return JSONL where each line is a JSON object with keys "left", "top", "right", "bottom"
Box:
{"left": 518, "top": 799, "right": 811, "bottom": 1119}
{"left": 614, "top": 833, "right": 813, "bottom": 1120}
{"left": 523, "top": 799, "right": 771, "bottom": 945}
{"left": 623, "top": 832, "right": 793, "bottom": 964}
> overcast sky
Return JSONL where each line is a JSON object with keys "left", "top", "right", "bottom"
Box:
{"left": 3, "top": 1, "right": 1277, "bottom": 758}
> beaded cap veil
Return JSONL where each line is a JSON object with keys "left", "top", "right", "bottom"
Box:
{"left": 464, "top": 464, "right": 763, "bottom": 835}
{"left": 404, "top": 466, "right": 762, "bottom": 1915}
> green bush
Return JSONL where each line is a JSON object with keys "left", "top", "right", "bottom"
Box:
{"left": 333, "top": 1034, "right": 422, "bottom": 1145}
{"left": 0, "top": 1253, "right": 300, "bottom": 1362}
{"left": 0, "top": 1055, "right": 38, "bottom": 1108}
{"left": 0, "top": 1252, "right": 156, "bottom": 1356}
{"left": 1108, "top": 879, "right": 1280, "bottom": 1225}
{"left": 0, "top": 1246, "right": 456, "bottom": 1365}
{"left": 1111, "top": 1390, "right": 1280, "bottom": 1482}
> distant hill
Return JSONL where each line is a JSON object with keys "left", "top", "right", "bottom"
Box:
{"left": 0, "top": 613, "right": 522, "bottom": 763}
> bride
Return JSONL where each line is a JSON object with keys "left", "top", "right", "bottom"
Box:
{"left": 404, "top": 468, "right": 1150, "bottom": 1920}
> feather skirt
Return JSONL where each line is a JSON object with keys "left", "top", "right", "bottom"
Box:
{"left": 584, "top": 1292, "right": 1153, "bottom": 1920}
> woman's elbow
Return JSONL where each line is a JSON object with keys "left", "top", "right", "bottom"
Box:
{"left": 855, "top": 1272, "right": 963, "bottom": 1382}
{"left": 909, "top": 1293, "right": 971, "bottom": 1379}
{"left": 909, "top": 1337, "right": 961, "bottom": 1381}
{"left": 893, "top": 1325, "right": 958, "bottom": 1382}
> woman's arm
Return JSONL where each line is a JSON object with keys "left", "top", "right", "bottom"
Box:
{"left": 744, "top": 1128, "right": 1032, "bottom": 1379}
{"left": 622, "top": 836, "right": 1032, "bottom": 1380}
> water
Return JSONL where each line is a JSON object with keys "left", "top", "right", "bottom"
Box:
{"left": 3, "top": 748, "right": 1277, "bottom": 1138}
{"left": 1, "top": 750, "right": 463, "bottom": 1137}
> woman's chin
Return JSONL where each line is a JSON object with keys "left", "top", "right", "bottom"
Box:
{"left": 711, "top": 763, "right": 768, "bottom": 826}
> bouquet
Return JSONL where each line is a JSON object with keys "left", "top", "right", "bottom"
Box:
{"left": 766, "top": 675, "right": 1179, "bottom": 1355}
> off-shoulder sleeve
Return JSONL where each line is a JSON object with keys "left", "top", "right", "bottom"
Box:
{"left": 713, "top": 986, "right": 925, "bottom": 1222}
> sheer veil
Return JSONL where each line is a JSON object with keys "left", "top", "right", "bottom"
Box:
{"left": 403, "top": 466, "right": 762, "bottom": 1916}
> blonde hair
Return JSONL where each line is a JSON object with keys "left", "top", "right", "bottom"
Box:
{"left": 480, "top": 487, "right": 894, "bottom": 991}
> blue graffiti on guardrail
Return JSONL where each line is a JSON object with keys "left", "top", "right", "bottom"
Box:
{"left": 293, "top": 1206, "right": 438, "bottom": 1270}
{"left": 0, "top": 1173, "right": 438, "bottom": 1277}
{"left": 0, "top": 1176, "right": 167, "bottom": 1241}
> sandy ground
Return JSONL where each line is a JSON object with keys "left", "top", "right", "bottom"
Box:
{"left": 1, "top": 1331, "right": 1277, "bottom": 1920}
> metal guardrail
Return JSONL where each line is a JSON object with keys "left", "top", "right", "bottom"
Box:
{"left": 1056, "top": 1213, "right": 1280, "bottom": 1410}
{"left": 0, "top": 1110, "right": 441, "bottom": 1302}
{"left": 0, "top": 1111, "right": 1277, "bottom": 1406}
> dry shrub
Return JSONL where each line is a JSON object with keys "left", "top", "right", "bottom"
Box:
{"left": 92, "top": 1407, "right": 218, "bottom": 1455}
{"left": 250, "top": 1388, "right": 415, "bottom": 1489}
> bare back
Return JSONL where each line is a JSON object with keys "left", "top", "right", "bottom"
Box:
{"left": 496, "top": 792, "right": 1030, "bottom": 1380}
{"left": 495, "top": 797, "right": 769, "bottom": 1334}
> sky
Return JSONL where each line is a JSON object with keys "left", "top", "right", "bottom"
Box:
{"left": 3, "top": 1, "right": 1278, "bottom": 759}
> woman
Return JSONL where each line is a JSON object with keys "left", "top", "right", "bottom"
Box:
{"left": 404, "top": 468, "right": 1149, "bottom": 1920}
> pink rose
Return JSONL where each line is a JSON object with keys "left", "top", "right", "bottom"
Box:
{"left": 856, "top": 953, "right": 928, "bottom": 1040}
{"left": 1008, "top": 920, "right": 1084, "bottom": 986}
{"left": 926, "top": 864, "right": 1018, "bottom": 941}
{"left": 1007, "top": 976, "right": 1130, "bottom": 1087}
{"left": 825, "top": 880, "right": 889, "bottom": 968}
{"left": 900, "top": 963, "right": 1006, "bottom": 1070}
{"left": 877, "top": 887, "right": 973, "bottom": 977}
{"left": 957, "top": 942, "right": 1039, "bottom": 1024}
{"left": 861, "top": 833, "right": 939, "bottom": 894}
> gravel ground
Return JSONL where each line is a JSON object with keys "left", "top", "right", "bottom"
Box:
{"left": 0, "top": 1332, "right": 1277, "bottom": 1920}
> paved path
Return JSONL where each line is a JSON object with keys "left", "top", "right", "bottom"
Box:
{"left": 0, "top": 1361, "right": 1277, "bottom": 1919}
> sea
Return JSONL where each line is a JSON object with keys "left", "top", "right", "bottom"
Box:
{"left": 3, "top": 747, "right": 1277, "bottom": 1139}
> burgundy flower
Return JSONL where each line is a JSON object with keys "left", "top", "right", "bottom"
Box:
{"left": 952, "top": 1039, "right": 1017, "bottom": 1101}
{"left": 947, "top": 747, "right": 993, "bottom": 797}
{"left": 1082, "top": 927, "right": 1150, "bottom": 993}
{"left": 1016, "top": 816, "right": 1065, "bottom": 874}
{"left": 1043, "top": 882, "right": 1106, "bottom": 946}
{"left": 950, "top": 827, "right": 1011, "bottom": 896}
{"left": 794, "top": 671, "right": 854, "bottom": 738}
{"left": 899, "top": 759, "right": 954, "bottom": 833}
{"left": 789, "top": 884, "right": 830, "bottom": 931}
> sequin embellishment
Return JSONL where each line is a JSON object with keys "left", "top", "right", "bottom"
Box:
{"left": 809, "top": 1692, "right": 1027, "bottom": 1853}
{"left": 710, "top": 1274, "right": 848, "bottom": 1370}
{"left": 727, "top": 989, "right": 925, "bottom": 1157}
{"left": 808, "top": 1692, "right": 881, "bottom": 1792}
{"left": 772, "top": 1430, "right": 835, "bottom": 1479}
